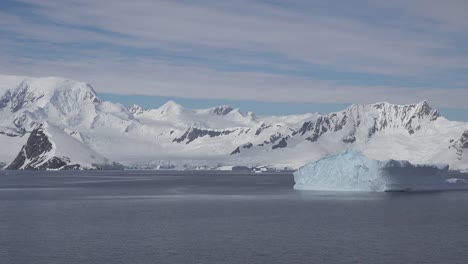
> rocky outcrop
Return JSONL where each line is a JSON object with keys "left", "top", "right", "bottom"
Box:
{"left": 255, "top": 123, "right": 271, "bottom": 136}
{"left": 451, "top": 130, "right": 468, "bottom": 158}
{"left": 461, "top": 130, "right": 468, "bottom": 149}
{"left": 291, "top": 101, "right": 440, "bottom": 144}
{"left": 128, "top": 104, "right": 145, "bottom": 114}
{"left": 272, "top": 138, "right": 288, "bottom": 149}
{"left": 342, "top": 135, "right": 356, "bottom": 144}
{"left": 264, "top": 133, "right": 282, "bottom": 145}
{"left": 5, "top": 123, "right": 118, "bottom": 170}
{"left": 359, "top": 101, "right": 439, "bottom": 135}
{"left": 294, "top": 114, "right": 347, "bottom": 138}
{"left": 0, "top": 74, "right": 465, "bottom": 170}
{"left": 230, "top": 142, "right": 253, "bottom": 155}
{"left": 173, "top": 127, "right": 235, "bottom": 144}
{"left": 210, "top": 105, "right": 233, "bottom": 115}
{"left": 5, "top": 125, "right": 80, "bottom": 170}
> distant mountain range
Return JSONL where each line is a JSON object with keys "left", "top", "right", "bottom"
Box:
{"left": 0, "top": 75, "right": 467, "bottom": 170}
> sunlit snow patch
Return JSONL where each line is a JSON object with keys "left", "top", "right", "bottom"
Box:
{"left": 294, "top": 150, "right": 468, "bottom": 192}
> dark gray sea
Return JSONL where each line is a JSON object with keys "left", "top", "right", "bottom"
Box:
{"left": 1, "top": 170, "right": 468, "bottom": 264}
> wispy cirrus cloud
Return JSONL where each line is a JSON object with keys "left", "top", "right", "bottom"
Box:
{"left": 1, "top": 0, "right": 467, "bottom": 108}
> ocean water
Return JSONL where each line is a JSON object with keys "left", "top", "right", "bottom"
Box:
{"left": 1, "top": 170, "right": 468, "bottom": 264}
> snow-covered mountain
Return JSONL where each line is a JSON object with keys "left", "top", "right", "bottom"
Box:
{"left": 0, "top": 74, "right": 467, "bottom": 170}
{"left": 6, "top": 123, "right": 116, "bottom": 170}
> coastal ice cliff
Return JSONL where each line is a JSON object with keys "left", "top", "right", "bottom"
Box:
{"left": 294, "top": 150, "right": 468, "bottom": 192}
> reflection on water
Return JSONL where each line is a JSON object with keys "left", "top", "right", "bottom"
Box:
{"left": 1, "top": 170, "right": 468, "bottom": 264}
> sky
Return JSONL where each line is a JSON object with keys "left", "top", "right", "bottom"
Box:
{"left": 1, "top": 0, "right": 467, "bottom": 120}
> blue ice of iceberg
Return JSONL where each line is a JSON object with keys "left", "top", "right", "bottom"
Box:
{"left": 294, "top": 150, "right": 468, "bottom": 192}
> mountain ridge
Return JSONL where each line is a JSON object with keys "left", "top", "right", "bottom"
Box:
{"left": 0, "top": 75, "right": 467, "bottom": 170}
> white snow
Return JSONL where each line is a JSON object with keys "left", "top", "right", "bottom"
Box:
{"left": 216, "top": 166, "right": 235, "bottom": 171}
{"left": 294, "top": 150, "right": 468, "bottom": 192}
{"left": 42, "top": 123, "right": 109, "bottom": 168}
{"left": 0, "top": 74, "right": 467, "bottom": 170}
{"left": 0, "top": 134, "right": 27, "bottom": 163}
{"left": 0, "top": 75, "right": 28, "bottom": 94}
{"left": 12, "top": 122, "right": 111, "bottom": 170}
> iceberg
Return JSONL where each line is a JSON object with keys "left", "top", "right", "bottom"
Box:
{"left": 294, "top": 150, "right": 468, "bottom": 192}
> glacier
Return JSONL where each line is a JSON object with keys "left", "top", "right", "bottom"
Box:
{"left": 294, "top": 150, "right": 468, "bottom": 192}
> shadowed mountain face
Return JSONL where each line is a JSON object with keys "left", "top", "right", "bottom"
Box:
{"left": 6, "top": 125, "right": 78, "bottom": 170}
{"left": 0, "top": 75, "right": 467, "bottom": 170}
{"left": 173, "top": 127, "right": 236, "bottom": 144}
{"left": 461, "top": 131, "right": 468, "bottom": 149}
{"left": 5, "top": 122, "right": 118, "bottom": 170}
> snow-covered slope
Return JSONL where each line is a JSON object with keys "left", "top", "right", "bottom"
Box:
{"left": 0, "top": 74, "right": 467, "bottom": 170}
{"left": 5, "top": 123, "right": 115, "bottom": 170}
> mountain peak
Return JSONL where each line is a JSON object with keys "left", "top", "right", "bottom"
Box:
{"left": 209, "top": 105, "right": 234, "bottom": 115}
{"left": 345, "top": 101, "right": 439, "bottom": 120}
{"left": 414, "top": 100, "right": 437, "bottom": 117}
{"left": 416, "top": 100, "right": 429, "bottom": 106}
{"left": 0, "top": 76, "right": 100, "bottom": 113}
{"left": 128, "top": 104, "right": 145, "bottom": 114}
{"left": 1, "top": 74, "right": 467, "bottom": 171}
{"left": 158, "top": 100, "right": 185, "bottom": 114}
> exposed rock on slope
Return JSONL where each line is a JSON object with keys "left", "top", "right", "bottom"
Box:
{"left": 0, "top": 75, "right": 467, "bottom": 170}
{"left": 173, "top": 127, "right": 236, "bottom": 144}
{"left": 451, "top": 130, "right": 468, "bottom": 159}
{"left": 6, "top": 123, "right": 116, "bottom": 170}
{"left": 291, "top": 101, "right": 440, "bottom": 143}
{"left": 460, "top": 130, "right": 468, "bottom": 149}
{"left": 210, "top": 105, "right": 233, "bottom": 115}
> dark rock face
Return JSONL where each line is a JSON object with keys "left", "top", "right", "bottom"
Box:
{"left": 342, "top": 135, "right": 356, "bottom": 144}
{"left": 305, "top": 134, "right": 319, "bottom": 142}
{"left": 39, "top": 157, "right": 70, "bottom": 170}
{"left": 294, "top": 115, "right": 347, "bottom": 142}
{"left": 230, "top": 142, "right": 253, "bottom": 155}
{"left": 417, "top": 101, "right": 440, "bottom": 121}
{"left": 272, "top": 138, "right": 288, "bottom": 149}
{"left": 128, "top": 104, "right": 145, "bottom": 114}
{"left": 173, "top": 127, "right": 235, "bottom": 144}
{"left": 264, "top": 133, "right": 282, "bottom": 145}
{"left": 230, "top": 147, "right": 241, "bottom": 155}
{"left": 292, "top": 101, "right": 441, "bottom": 144}
{"left": 461, "top": 130, "right": 468, "bottom": 149}
{"left": 294, "top": 115, "right": 347, "bottom": 136}
{"left": 243, "top": 142, "right": 253, "bottom": 149}
{"left": 294, "top": 121, "right": 314, "bottom": 136}
{"left": 450, "top": 130, "right": 468, "bottom": 158}
{"left": 210, "top": 106, "right": 233, "bottom": 115}
{"left": 372, "top": 101, "right": 439, "bottom": 135}
{"left": 0, "top": 90, "right": 11, "bottom": 109}
{"left": 6, "top": 125, "right": 80, "bottom": 170}
{"left": 255, "top": 123, "right": 271, "bottom": 136}
{"left": 368, "top": 119, "right": 377, "bottom": 137}
{"left": 0, "top": 82, "right": 45, "bottom": 113}
{"left": 6, "top": 126, "right": 53, "bottom": 170}
{"left": 12, "top": 115, "right": 28, "bottom": 136}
